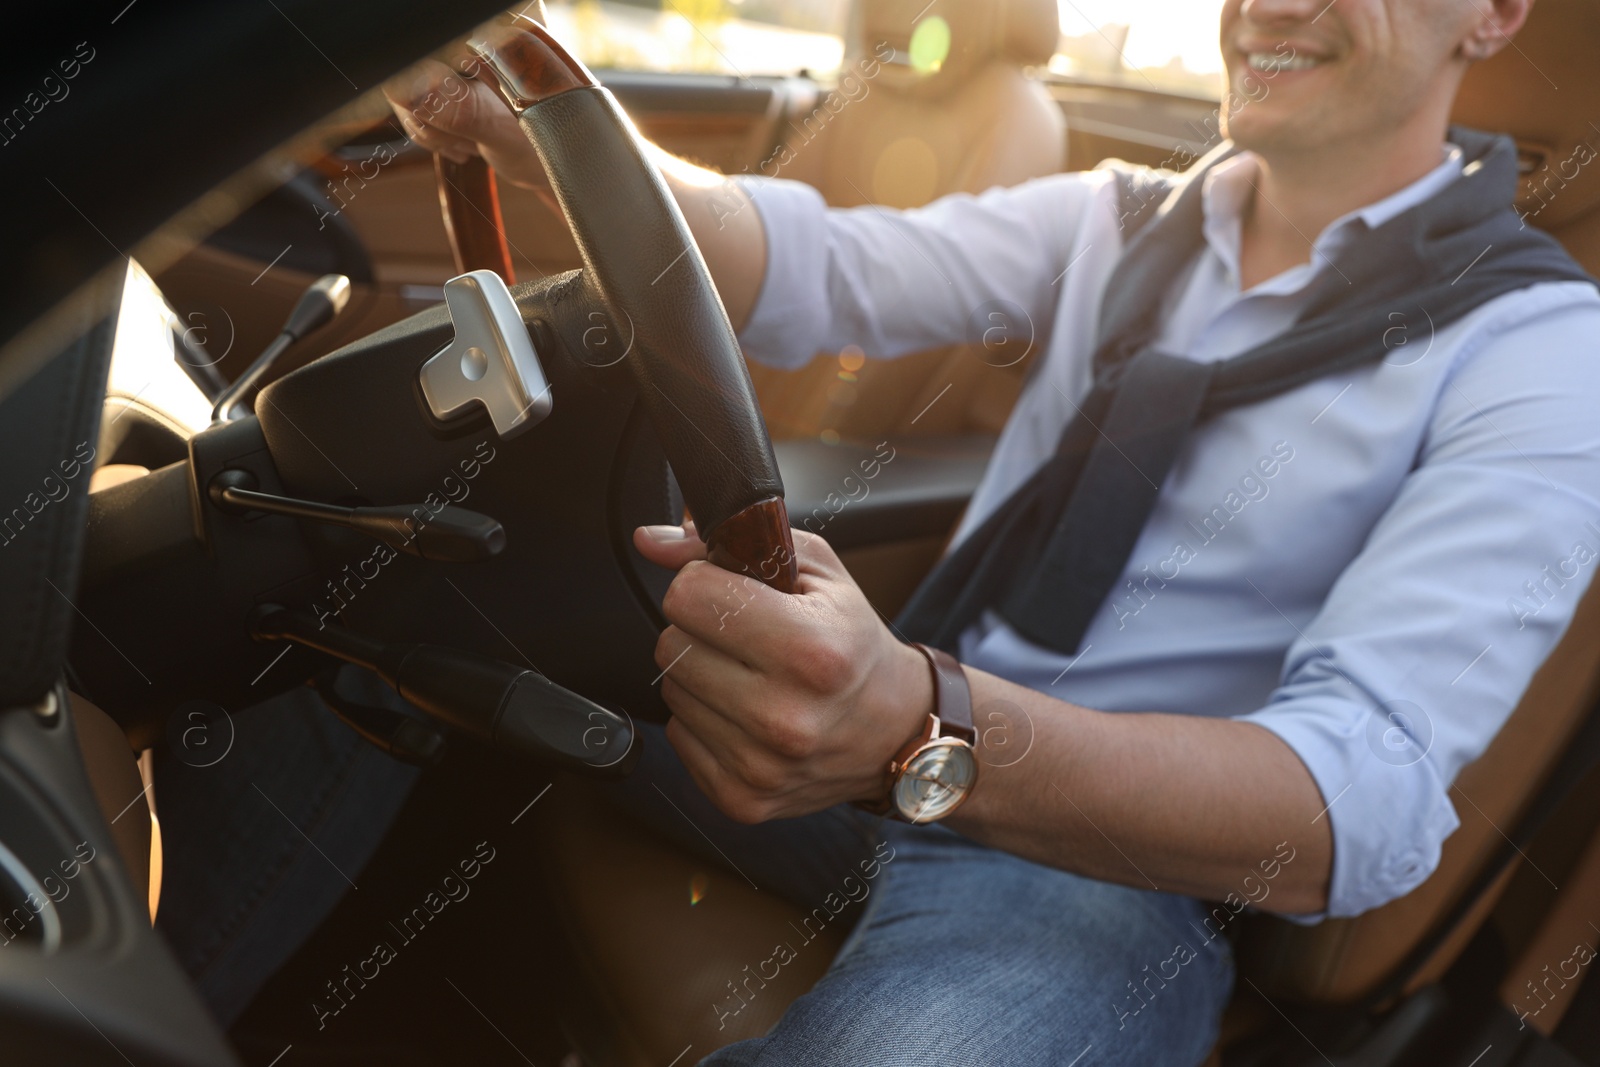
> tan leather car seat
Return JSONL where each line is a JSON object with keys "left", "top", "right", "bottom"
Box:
{"left": 776, "top": 0, "right": 1065, "bottom": 209}
{"left": 1236, "top": 0, "right": 1600, "bottom": 1005}
{"left": 70, "top": 692, "right": 157, "bottom": 919}
{"left": 746, "top": 0, "right": 1066, "bottom": 443}
{"left": 534, "top": 2, "right": 1600, "bottom": 1062}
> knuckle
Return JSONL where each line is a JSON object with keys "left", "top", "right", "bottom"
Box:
{"left": 654, "top": 628, "right": 682, "bottom": 670}
{"left": 792, "top": 527, "right": 840, "bottom": 568}
{"left": 793, "top": 636, "right": 853, "bottom": 693}
{"left": 660, "top": 575, "right": 690, "bottom": 622}
{"left": 720, "top": 791, "right": 769, "bottom": 825}
{"left": 791, "top": 526, "right": 831, "bottom": 558}
{"left": 728, "top": 745, "right": 780, "bottom": 792}
{"left": 702, "top": 777, "right": 749, "bottom": 821}
{"left": 761, "top": 714, "right": 816, "bottom": 761}
{"left": 742, "top": 762, "right": 785, "bottom": 796}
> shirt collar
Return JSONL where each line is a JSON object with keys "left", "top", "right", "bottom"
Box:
{"left": 1198, "top": 143, "right": 1466, "bottom": 294}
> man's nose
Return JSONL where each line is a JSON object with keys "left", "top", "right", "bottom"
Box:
{"left": 1239, "top": 0, "right": 1332, "bottom": 27}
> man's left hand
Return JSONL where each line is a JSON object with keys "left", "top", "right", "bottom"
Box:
{"left": 633, "top": 523, "right": 932, "bottom": 823}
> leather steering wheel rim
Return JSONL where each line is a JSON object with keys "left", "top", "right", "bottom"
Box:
{"left": 459, "top": 20, "right": 798, "bottom": 593}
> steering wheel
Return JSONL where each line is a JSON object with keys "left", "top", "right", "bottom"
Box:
{"left": 2, "top": 13, "right": 813, "bottom": 1066}
{"left": 71, "top": 20, "right": 797, "bottom": 772}
{"left": 465, "top": 20, "right": 799, "bottom": 591}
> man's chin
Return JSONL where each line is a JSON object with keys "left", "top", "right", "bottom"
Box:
{"left": 1221, "top": 109, "right": 1307, "bottom": 154}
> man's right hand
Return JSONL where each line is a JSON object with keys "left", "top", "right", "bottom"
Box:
{"left": 382, "top": 57, "right": 549, "bottom": 191}
{"left": 380, "top": 18, "right": 770, "bottom": 330}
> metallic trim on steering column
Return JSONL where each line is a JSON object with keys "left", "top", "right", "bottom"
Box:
{"left": 418, "top": 270, "right": 552, "bottom": 440}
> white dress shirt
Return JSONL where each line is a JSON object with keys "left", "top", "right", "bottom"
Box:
{"left": 731, "top": 148, "right": 1600, "bottom": 919}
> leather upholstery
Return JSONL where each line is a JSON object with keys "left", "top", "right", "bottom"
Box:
{"left": 535, "top": 1, "right": 1600, "bottom": 1057}
{"left": 749, "top": 0, "right": 1066, "bottom": 448}
{"left": 1239, "top": 577, "right": 1600, "bottom": 1002}
{"left": 780, "top": 0, "right": 1064, "bottom": 208}
{"left": 1236, "top": 0, "right": 1600, "bottom": 1004}
{"left": 69, "top": 692, "right": 151, "bottom": 907}
{"left": 1453, "top": 0, "right": 1600, "bottom": 241}
{"left": 532, "top": 3, "right": 1069, "bottom": 1059}
{"left": 857, "top": 0, "right": 1060, "bottom": 99}
{"left": 532, "top": 784, "right": 846, "bottom": 1066}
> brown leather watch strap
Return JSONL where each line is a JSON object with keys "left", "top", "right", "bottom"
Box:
{"left": 854, "top": 644, "right": 975, "bottom": 817}
{"left": 913, "top": 643, "right": 974, "bottom": 744}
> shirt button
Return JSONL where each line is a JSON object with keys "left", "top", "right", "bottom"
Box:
{"left": 1391, "top": 850, "right": 1430, "bottom": 885}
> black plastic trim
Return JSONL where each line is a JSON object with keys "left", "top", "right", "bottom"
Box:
{"left": 774, "top": 434, "right": 995, "bottom": 550}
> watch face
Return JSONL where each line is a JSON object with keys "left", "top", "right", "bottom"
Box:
{"left": 892, "top": 738, "right": 977, "bottom": 823}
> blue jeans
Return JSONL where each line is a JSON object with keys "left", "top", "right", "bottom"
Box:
{"left": 607, "top": 723, "right": 1235, "bottom": 1067}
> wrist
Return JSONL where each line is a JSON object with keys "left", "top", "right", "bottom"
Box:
{"left": 855, "top": 643, "right": 980, "bottom": 822}
{"left": 888, "top": 638, "right": 938, "bottom": 748}
{"left": 855, "top": 640, "right": 937, "bottom": 804}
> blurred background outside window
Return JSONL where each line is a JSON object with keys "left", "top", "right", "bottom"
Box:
{"left": 542, "top": 0, "right": 1224, "bottom": 97}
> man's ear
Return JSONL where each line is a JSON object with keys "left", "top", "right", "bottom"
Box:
{"left": 1459, "top": 0, "right": 1535, "bottom": 62}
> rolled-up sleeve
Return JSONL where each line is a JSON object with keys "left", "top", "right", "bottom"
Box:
{"left": 730, "top": 171, "right": 1105, "bottom": 369}
{"left": 1237, "top": 287, "right": 1600, "bottom": 918}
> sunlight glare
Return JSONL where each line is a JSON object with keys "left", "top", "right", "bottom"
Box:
{"left": 1057, "top": 0, "right": 1225, "bottom": 75}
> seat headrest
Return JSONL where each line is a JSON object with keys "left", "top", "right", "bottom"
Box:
{"left": 1452, "top": 0, "right": 1600, "bottom": 232}
{"left": 856, "top": 0, "right": 1059, "bottom": 94}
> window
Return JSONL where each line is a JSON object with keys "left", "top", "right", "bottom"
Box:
{"left": 543, "top": 0, "right": 852, "bottom": 78}
{"left": 1051, "top": 0, "right": 1224, "bottom": 98}
{"left": 540, "top": 0, "right": 1224, "bottom": 96}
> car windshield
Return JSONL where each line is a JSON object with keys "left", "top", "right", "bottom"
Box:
{"left": 545, "top": 0, "right": 1224, "bottom": 96}
{"left": 1052, "top": 0, "right": 1223, "bottom": 97}
{"left": 544, "top": 0, "right": 852, "bottom": 78}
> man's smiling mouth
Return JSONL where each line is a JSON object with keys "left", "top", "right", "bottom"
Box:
{"left": 1246, "top": 51, "right": 1328, "bottom": 73}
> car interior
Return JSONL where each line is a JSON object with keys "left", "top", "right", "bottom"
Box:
{"left": 3, "top": 0, "right": 1600, "bottom": 1064}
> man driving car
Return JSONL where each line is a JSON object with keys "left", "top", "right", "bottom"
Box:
{"left": 386, "top": 0, "right": 1600, "bottom": 1062}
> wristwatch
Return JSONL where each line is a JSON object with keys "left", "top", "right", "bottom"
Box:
{"left": 860, "top": 643, "right": 979, "bottom": 823}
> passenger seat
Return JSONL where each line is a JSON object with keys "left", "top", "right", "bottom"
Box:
{"left": 748, "top": 0, "right": 1067, "bottom": 445}
{"left": 775, "top": 0, "right": 1066, "bottom": 208}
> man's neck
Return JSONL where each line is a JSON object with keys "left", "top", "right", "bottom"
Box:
{"left": 1238, "top": 124, "right": 1451, "bottom": 291}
